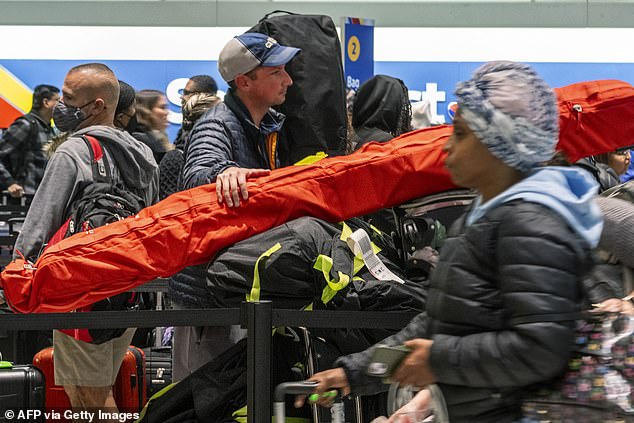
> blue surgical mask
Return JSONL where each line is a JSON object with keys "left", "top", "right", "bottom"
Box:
{"left": 53, "top": 99, "right": 94, "bottom": 133}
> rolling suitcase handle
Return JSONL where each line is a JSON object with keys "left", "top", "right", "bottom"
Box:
{"left": 274, "top": 381, "right": 344, "bottom": 423}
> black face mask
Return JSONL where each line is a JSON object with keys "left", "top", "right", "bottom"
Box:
{"left": 53, "top": 99, "right": 94, "bottom": 133}
{"left": 124, "top": 114, "right": 138, "bottom": 133}
{"left": 116, "top": 112, "right": 137, "bottom": 134}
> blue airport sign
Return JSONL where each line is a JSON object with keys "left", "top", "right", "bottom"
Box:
{"left": 3, "top": 59, "right": 634, "bottom": 136}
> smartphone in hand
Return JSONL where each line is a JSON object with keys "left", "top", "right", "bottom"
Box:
{"left": 366, "top": 344, "right": 411, "bottom": 378}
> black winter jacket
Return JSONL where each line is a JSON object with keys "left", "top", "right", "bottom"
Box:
{"left": 335, "top": 200, "right": 593, "bottom": 423}
{"left": 181, "top": 89, "right": 284, "bottom": 190}
{"left": 0, "top": 113, "right": 54, "bottom": 194}
{"left": 351, "top": 74, "right": 409, "bottom": 150}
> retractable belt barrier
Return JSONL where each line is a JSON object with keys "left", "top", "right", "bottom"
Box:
{"left": 0, "top": 300, "right": 416, "bottom": 423}
{"left": 0, "top": 192, "right": 32, "bottom": 251}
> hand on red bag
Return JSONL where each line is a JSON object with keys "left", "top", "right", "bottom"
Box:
{"left": 215, "top": 167, "right": 270, "bottom": 207}
{"left": 390, "top": 339, "right": 436, "bottom": 388}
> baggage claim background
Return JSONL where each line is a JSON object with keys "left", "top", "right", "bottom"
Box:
{"left": 2, "top": 26, "right": 634, "bottom": 140}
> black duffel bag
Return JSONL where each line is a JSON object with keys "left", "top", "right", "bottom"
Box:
{"left": 249, "top": 11, "right": 347, "bottom": 165}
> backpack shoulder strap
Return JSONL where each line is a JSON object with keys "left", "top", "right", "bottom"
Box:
{"left": 80, "top": 135, "right": 111, "bottom": 183}
{"left": 16, "top": 114, "right": 39, "bottom": 139}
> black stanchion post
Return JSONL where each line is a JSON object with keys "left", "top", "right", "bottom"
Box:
{"left": 246, "top": 300, "right": 272, "bottom": 423}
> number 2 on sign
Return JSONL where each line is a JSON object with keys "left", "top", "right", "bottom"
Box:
{"left": 348, "top": 36, "right": 360, "bottom": 62}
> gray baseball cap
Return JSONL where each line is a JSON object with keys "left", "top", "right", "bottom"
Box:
{"left": 218, "top": 32, "right": 301, "bottom": 83}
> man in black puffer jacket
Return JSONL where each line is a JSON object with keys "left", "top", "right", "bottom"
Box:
{"left": 171, "top": 32, "right": 300, "bottom": 381}
{"left": 297, "top": 62, "right": 603, "bottom": 422}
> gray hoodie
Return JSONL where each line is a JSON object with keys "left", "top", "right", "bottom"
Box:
{"left": 13, "top": 125, "right": 159, "bottom": 262}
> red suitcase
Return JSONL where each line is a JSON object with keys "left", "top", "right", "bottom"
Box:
{"left": 114, "top": 346, "right": 146, "bottom": 413}
{"left": 33, "top": 345, "right": 146, "bottom": 420}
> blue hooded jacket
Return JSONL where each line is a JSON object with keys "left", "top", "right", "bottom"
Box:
{"left": 466, "top": 166, "right": 603, "bottom": 248}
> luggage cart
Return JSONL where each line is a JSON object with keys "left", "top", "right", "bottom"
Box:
{"left": 298, "top": 327, "right": 365, "bottom": 423}
{"left": 274, "top": 381, "right": 344, "bottom": 423}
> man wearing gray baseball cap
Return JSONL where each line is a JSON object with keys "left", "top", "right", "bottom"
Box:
{"left": 182, "top": 32, "right": 300, "bottom": 208}
{"left": 172, "top": 33, "right": 299, "bottom": 382}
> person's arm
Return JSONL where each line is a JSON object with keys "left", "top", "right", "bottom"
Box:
{"left": 333, "top": 312, "right": 430, "bottom": 396}
{"left": 181, "top": 116, "right": 238, "bottom": 189}
{"left": 295, "top": 312, "right": 430, "bottom": 408}
{"left": 182, "top": 115, "right": 271, "bottom": 206}
{"left": 146, "top": 165, "right": 160, "bottom": 206}
{"left": 427, "top": 206, "right": 589, "bottom": 389}
{"left": 12, "top": 150, "right": 80, "bottom": 262}
{"left": 0, "top": 118, "right": 30, "bottom": 194}
{"left": 596, "top": 196, "right": 634, "bottom": 268}
{"left": 582, "top": 261, "right": 624, "bottom": 305}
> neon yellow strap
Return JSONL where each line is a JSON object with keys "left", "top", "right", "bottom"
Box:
{"left": 247, "top": 243, "right": 282, "bottom": 302}
{"left": 369, "top": 223, "right": 383, "bottom": 235}
{"left": 233, "top": 405, "right": 247, "bottom": 422}
{"left": 339, "top": 222, "right": 382, "bottom": 274}
{"left": 340, "top": 221, "right": 353, "bottom": 241}
{"left": 314, "top": 254, "right": 350, "bottom": 304}
{"left": 312, "top": 222, "right": 382, "bottom": 304}
{"left": 134, "top": 382, "right": 178, "bottom": 422}
{"left": 352, "top": 241, "right": 382, "bottom": 274}
{"left": 341, "top": 221, "right": 371, "bottom": 274}
{"left": 293, "top": 151, "right": 328, "bottom": 165}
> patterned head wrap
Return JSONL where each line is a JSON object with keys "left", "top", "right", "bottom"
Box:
{"left": 455, "top": 61, "right": 559, "bottom": 173}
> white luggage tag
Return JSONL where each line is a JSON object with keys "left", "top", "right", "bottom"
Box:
{"left": 346, "top": 229, "right": 405, "bottom": 284}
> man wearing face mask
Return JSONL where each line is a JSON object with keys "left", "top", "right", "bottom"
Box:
{"left": 13, "top": 63, "right": 158, "bottom": 419}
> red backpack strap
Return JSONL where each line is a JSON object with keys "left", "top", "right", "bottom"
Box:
{"left": 84, "top": 135, "right": 103, "bottom": 161}
{"left": 81, "top": 135, "right": 111, "bottom": 183}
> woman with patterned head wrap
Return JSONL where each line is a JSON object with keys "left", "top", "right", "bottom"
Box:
{"left": 296, "top": 61, "right": 603, "bottom": 422}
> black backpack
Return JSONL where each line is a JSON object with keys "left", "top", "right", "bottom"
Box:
{"left": 575, "top": 157, "right": 621, "bottom": 193}
{"left": 46, "top": 135, "right": 146, "bottom": 344}
{"left": 249, "top": 11, "right": 347, "bottom": 165}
